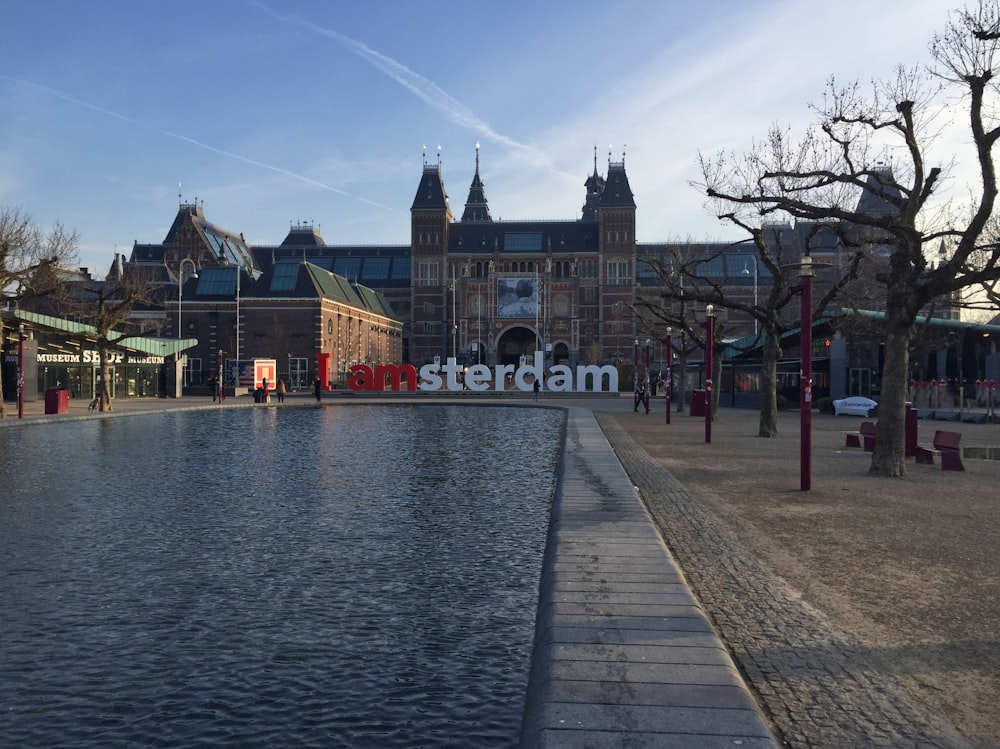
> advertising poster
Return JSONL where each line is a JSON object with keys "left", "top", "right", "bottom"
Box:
{"left": 497, "top": 278, "right": 538, "bottom": 319}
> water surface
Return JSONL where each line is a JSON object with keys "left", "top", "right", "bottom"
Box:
{"left": 1, "top": 404, "right": 564, "bottom": 747}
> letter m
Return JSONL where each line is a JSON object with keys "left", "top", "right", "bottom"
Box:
{"left": 576, "top": 364, "right": 619, "bottom": 393}
{"left": 375, "top": 364, "right": 419, "bottom": 391}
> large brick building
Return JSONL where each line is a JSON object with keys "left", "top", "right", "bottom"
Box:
{"left": 108, "top": 151, "right": 998, "bottom": 400}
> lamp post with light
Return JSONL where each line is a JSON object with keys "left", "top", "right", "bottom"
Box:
{"left": 177, "top": 257, "right": 199, "bottom": 341}
{"left": 177, "top": 258, "right": 198, "bottom": 395}
{"left": 705, "top": 305, "right": 714, "bottom": 444}
{"left": 784, "top": 254, "right": 828, "bottom": 491}
{"left": 18, "top": 323, "right": 26, "bottom": 419}
{"left": 664, "top": 327, "right": 672, "bottom": 424}
{"left": 799, "top": 256, "right": 815, "bottom": 490}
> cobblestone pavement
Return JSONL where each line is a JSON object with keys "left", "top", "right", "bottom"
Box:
{"left": 595, "top": 414, "right": 975, "bottom": 749}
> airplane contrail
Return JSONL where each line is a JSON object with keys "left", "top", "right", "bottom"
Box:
{"left": 0, "top": 73, "right": 396, "bottom": 212}
{"left": 251, "top": 2, "right": 569, "bottom": 176}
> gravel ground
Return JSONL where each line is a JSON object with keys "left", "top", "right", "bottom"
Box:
{"left": 598, "top": 405, "right": 1000, "bottom": 749}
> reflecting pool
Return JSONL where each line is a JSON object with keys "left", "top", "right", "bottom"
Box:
{"left": 1, "top": 404, "right": 564, "bottom": 748}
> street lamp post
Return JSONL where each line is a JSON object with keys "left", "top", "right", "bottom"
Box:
{"left": 235, "top": 266, "right": 241, "bottom": 364}
{"left": 177, "top": 257, "right": 199, "bottom": 341}
{"left": 799, "top": 256, "right": 814, "bottom": 491}
{"left": 18, "top": 323, "right": 26, "bottom": 419}
{"left": 177, "top": 258, "right": 198, "bottom": 394}
{"left": 664, "top": 327, "right": 672, "bottom": 425}
{"left": 705, "top": 305, "right": 715, "bottom": 444}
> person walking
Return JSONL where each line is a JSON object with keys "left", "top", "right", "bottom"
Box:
{"left": 276, "top": 379, "right": 286, "bottom": 403}
{"left": 314, "top": 377, "right": 322, "bottom": 402}
{"left": 533, "top": 377, "right": 540, "bottom": 402}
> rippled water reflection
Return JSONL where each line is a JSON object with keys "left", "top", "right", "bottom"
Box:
{"left": 1, "top": 404, "right": 564, "bottom": 748}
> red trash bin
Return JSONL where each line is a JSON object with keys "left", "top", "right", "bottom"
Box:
{"left": 690, "top": 389, "right": 706, "bottom": 417}
{"left": 44, "top": 387, "right": 69, "bottom": 415}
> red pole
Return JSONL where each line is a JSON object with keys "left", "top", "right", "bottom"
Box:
{"left": 800, "top": 257, "right": 814, "bottom": 491}
{"left": 664, "top": 330, "right": 672, "bottom": 425}
{"left": 705, "top": 306, "right": 714, "bottom": 444}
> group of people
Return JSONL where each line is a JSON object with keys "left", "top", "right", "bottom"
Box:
{"left": 259, "top": 377, "right": 287, "bottom": 403}
{"left": 206, "top": 375, "right": 287, "bottom": 403}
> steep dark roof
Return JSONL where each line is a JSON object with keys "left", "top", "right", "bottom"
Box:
{"left": 279, "top": 224, "right": 326, "bottom": 247}
{"left": 855, "top": 165, "right": 903, "bottom": 216}
{"left": 599, "top": 161, "right": 636, "bottom": 208}
{"left": 411, "top": 163, "right": 449, "bottom": 211}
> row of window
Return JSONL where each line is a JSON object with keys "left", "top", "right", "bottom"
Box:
{"left": 415, "top": 258, "right": 630, "bottom": 286}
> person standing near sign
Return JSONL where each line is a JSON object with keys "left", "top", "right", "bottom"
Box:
{"left": 533, "top": 377, "right": 540, "bottom": 402}
{"left": 314, "top": 377, "right": 322, "bottom": 402}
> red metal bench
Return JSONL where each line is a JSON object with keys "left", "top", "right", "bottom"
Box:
{"left": 914, "top": 430, "right": 964, "bottom": 471}
{"left": 844, "top": 421, "right": 877, "bottom": 451}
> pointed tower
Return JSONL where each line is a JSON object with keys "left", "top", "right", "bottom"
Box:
{"left": 461, "top": 142, "right": 493, "bottom": 223}
{"left": 581, "top": 145, "right": 605, "bottom": 221}
{"left": 410, "top": 147, "right": 453, "bottom": 363}
{"left": 596, "top": 147, "right": 638, "bottom": 364}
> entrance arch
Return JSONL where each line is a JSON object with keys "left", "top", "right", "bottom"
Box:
{"left": 496, "top": 326, "right": 538, "bottom": 366}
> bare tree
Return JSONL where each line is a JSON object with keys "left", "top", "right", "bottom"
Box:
{"left": 62, "top": 266, "right": 161, "bottom": 412}
{"left": 0, "top": 207, "right": 79, "bottom": 419}
{"left": 696, "top": 2, "right": 1000, "bottom": 476}
{"left": 635, "top": 221, "right": 862, "bottom": 437}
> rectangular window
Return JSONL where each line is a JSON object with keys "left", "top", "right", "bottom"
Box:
{"left": 418, "top": 262, "right": 439, "bottom": 287}
{"left": 503, "top": 233, "right": 543, "bottom": 252}
{"left": 184, "top": 358, "right": 202, "bottom": 387}
{"left": 288, "top": 357, "right": 309, "bottom": 389}
{"left": 607, "top": 261, "right": 629, "bottom": 286}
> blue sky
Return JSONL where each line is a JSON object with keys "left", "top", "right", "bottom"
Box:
{"left": 1, "top": 0, "right": 960, "bottom": 276}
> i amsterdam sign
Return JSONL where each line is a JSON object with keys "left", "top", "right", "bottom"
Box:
{"left": 347, "top": 352, "right": 619, "bottom": 393}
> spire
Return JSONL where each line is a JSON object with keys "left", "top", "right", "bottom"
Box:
{"left": 582, "top": 145, "right": 606, "bottom": 221}
{"left": 461, "top": 141, "right": 493, "bottom": 223}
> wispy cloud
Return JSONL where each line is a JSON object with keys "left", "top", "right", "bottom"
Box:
{"left": 0, "top": 73, "right": 395, "bottom": 211}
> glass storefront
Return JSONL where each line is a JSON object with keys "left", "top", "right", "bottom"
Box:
{"left": 33, "top": 332, "right": 165, "bottom": 400}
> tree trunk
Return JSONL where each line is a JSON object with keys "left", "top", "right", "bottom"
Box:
{"left": 870, "top": 316, "right": 910, "bottom": 476}
{"left": 98, "top": 347, "right": 113, "bottom": 412}
{"left": 758, "top": 328, "right": 781, "bottom": 437}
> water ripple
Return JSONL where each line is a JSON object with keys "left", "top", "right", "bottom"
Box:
{"left": 1, "top": 404, "right": 563, "bottom": 748}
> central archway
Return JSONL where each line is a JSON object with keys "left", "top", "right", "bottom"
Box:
{"left": 496, "top": 326, "right": 539, "bottom": 366}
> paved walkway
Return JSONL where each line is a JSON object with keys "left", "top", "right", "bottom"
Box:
{"left": 2, "top": 394, "right": 779, "bottom": 747}
{"left": 520, "top": 407, "right": 775, "bottom": 748}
